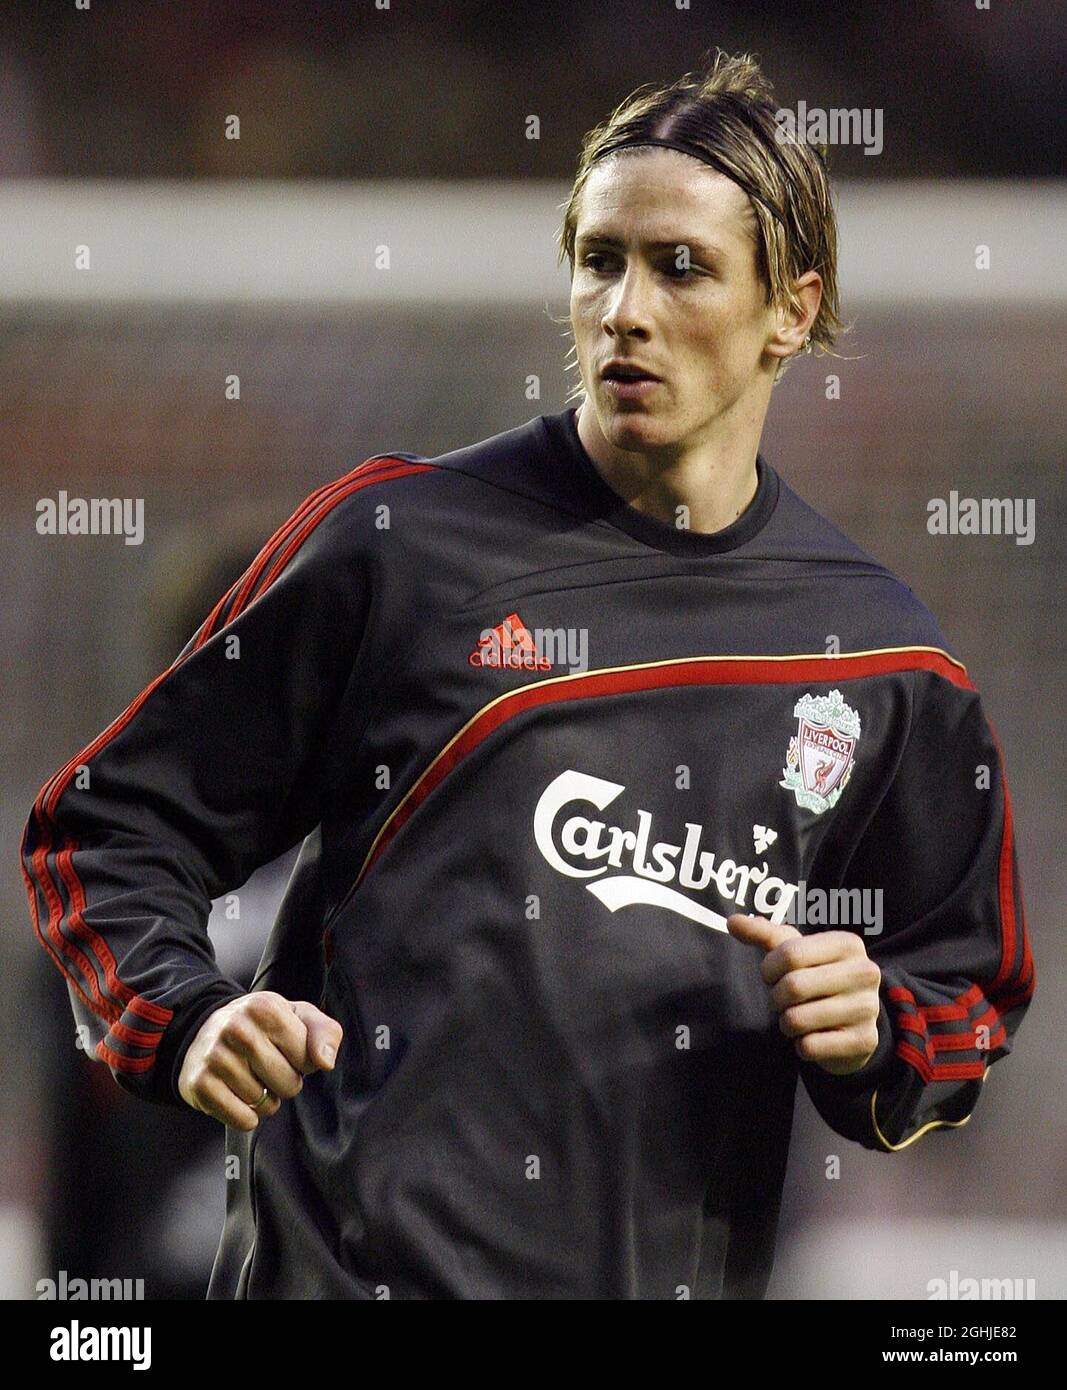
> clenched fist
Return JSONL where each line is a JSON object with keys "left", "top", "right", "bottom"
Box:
{"left": 179, "top": 991, "right": 343, "bottom": 1131}
{"left": 727, "top": 914, "right": 882, "bottom": 1075}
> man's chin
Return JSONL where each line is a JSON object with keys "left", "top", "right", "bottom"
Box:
{"left": 600, "top": 405, "right": 671, "bottom": 451}
{"left": 581, "top": 390, "right": 691, "bottom": 455}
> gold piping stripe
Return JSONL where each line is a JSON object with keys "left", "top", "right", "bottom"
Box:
{"left": 871, "top": 1069, "right": 990, "bottom": 1152}
{"left": 354, "top": 643, "right": 968, "bottom": 887}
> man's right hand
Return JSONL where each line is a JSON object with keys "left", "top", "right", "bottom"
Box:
{"left": 178, "top": 992, "right": 343, "bottom": 1131}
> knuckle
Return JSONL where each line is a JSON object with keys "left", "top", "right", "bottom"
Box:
{"left": 201, "top": 1053, "right": 234, "bottom": 1089}
{"left": 759, "top": 958, "right": 777, "bottom": 986}
{"left": 795, "top": 1034, "right": 818, "bottom": 1060}
{"left": 780, "top": 973, "right": 804, "bottom": 1005}
{"left": 190, "top": 1060, "right": 218, "bottom": 1095}
{"left": 245, "top": 993, "right": 280, "bottom": 1023}
{"left": 277, "top": 1074, "right": 304, "bottom": 1100}
{"left": 778, "top": 942, "right": 803, "bottom": 972}
{"left": 193, "top": 1069, "right": 216, "bottom": 1099}
{"left": 222, "top": 1016, "right": 257, "bottom": 1050}
{"left": 199, "top": 1089, "right": 239, "bottom": 1129}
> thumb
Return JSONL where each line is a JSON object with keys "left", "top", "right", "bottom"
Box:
{"left": 290, "top": 1000, "right": 344, "bottom": 1072}
{"left": 727, "top": 912, "right": 801, "bottom": 953}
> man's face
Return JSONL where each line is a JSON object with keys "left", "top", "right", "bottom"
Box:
{"left": 570, "top": 148, "right": 781, "bottom": 453}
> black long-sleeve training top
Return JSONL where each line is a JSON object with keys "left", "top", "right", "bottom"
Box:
{"left": 21, "top": 405, "right": 1035, "bottom": 1299}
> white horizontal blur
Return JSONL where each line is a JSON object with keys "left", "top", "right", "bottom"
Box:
{"left": 0, "top": 179, "right": 1063, "bottom": 306}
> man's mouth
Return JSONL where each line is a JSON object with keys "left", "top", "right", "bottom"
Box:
{"left": 601, "top": 362, "right": 660, "bottom": 382}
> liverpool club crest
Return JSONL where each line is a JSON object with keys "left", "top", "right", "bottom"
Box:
{"left": 780, "top": 689, "right": 860, "bottom": 814}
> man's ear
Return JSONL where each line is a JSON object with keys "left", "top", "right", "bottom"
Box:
{"left": 765, "top": 270, "right": 823, "bottom": 362}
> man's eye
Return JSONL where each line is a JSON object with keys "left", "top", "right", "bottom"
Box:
{"left": 579, "top": 253, "right": 700, "bottom": 278}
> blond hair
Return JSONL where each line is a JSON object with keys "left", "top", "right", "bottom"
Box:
{"left": 557, "top": 49, "right": 846, "bottom": 386}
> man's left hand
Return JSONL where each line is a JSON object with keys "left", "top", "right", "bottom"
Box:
{"left": 727, "top": 913, "right": 882, "bottom": 1076}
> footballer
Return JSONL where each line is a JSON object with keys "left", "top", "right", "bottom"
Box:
{"left": 22, "top": 50, "right": 1033, "bottom": 1299}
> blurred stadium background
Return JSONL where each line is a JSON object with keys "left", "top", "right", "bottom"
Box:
{"left": 1, "top": 0, "right": 1064, "bottom": 1299}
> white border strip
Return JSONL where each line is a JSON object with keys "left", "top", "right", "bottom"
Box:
{"left": 0, "top": 179, "right": 1063, "bottom": 306}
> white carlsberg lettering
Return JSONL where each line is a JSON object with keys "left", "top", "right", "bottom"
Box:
{"left": 678, "top": 822, "right": 717, "bottom": 890}
{"left": 533, "top": 770, "right": 799, "bottom": 932}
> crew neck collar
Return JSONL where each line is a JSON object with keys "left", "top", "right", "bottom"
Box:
{"left": 542, "top": 405, "right": 779, "bottom": 558}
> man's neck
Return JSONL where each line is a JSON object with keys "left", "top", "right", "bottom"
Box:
{"left": 575, "top": 401, "right": 761, "bottom": 536}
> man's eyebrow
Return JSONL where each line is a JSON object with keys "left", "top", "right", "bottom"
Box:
{"left": 574, "top": 232, "right": 726, "bottom": 258}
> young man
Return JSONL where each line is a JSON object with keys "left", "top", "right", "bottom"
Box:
{"left": 22, "top": 52, "right": 1033, "bottom": 1299}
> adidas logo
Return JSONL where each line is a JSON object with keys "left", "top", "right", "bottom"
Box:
{"left": 468, "top": 611, "right": 553, "bottom": 671}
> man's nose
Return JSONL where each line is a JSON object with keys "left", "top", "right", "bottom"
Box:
{"left": 602, "top": 265, "right": 652, "bottom": 337}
